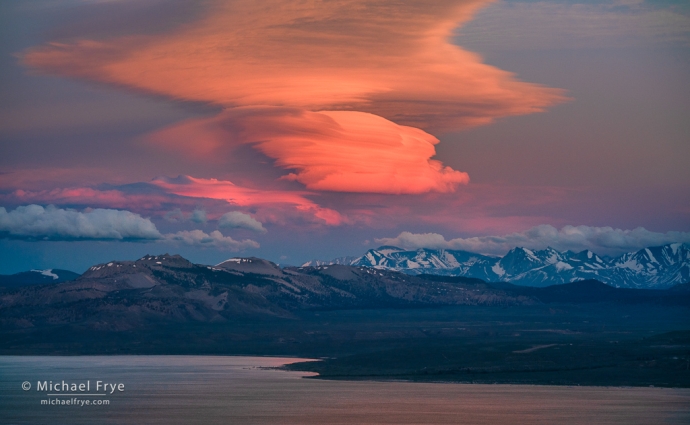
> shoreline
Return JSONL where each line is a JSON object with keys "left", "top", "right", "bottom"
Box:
{"left": 2, "top": 354, "right": 689, "bottom": 389}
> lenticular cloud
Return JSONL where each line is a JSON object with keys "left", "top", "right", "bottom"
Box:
{"left": 150, "top": 108, "right": 469, "bottom": 194}
{"left": 23, "top": 0, "right": 565, "bottom": 195}
{"left": 266, "top": 110, "right": 469, "bottom": 194}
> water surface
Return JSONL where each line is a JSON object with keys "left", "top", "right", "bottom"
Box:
{"left": 1, "top": 356, "right": 688, "bottom": 424}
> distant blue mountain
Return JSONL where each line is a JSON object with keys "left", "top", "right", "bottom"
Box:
{"left": 303, "top": 243, "right": 690, "bottom": 289}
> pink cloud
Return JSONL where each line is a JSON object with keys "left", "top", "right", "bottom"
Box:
{"left": 22, "top": 0, "right": 566, "bottom": 195}
{"left": 245, "top": 110, "right": 470, "bottom": 193}
{"left": 5, "top": 186, "right": 214, "bottom": 215}
{"left": 148, "top": 107, "right": 469, "bottom": 194}
{"left": 7, "top": 187, "right": 170, "bottom": 212}
{"left": 150, "top": 175, "right": 343, "bottom": 225}
{"left": 13, "top": 187, "right": 127, "bottom": 203}
{"left": 300, "top": 183, "right": 576, "bottom": 235}
{"left": 0, "top": 168, "right": 133, "bottom": 191}
{"left": 23, "top": 0, "right": 564, "bottom": 131}
{"left": 3, "top": 177, "right": 345, "bottom": 227}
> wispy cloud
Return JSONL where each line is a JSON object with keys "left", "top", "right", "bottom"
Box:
{"left": 2, "top": 175, "right": 345, "bottom": 227}
{"left": 376, "top": 225, "right": 690, "bottom": 256}
{"left": 151, "top": 175, "right": 344, "bottom": 225}
{"left": 22, "top": 0, "right": 565, "bottom": 195}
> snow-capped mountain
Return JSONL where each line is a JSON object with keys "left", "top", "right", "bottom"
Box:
{"left": 304, "top": 243, "right": 690, "bottom": 289}
{"left": 609, "top": 243, "right": 690, "bottom": 288}
{"left": 349, "top": 246, "right": 499, "bottom": 278}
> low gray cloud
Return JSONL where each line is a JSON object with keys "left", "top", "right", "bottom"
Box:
{"left": 218, "top": 211, "right": 266, "bottom": 233}
{"left": 0, "top": 204, "right": 162, "bottom": 241}
{"left": 165, "top": 230, "right": 259, "bottom": 251}
{"left": 164, "top": 208, "right": 186, "bottom": 222}
{"left": 376, "top": 225, "right": 690, "bottom": 256}
{"left": 189, "top": 209, "right": 207, "bottom": 224}
{"left": 164, "top": 208, "right": 208, "bottom": 223}
{"left": 0, "top": 205, "right": 259, "bottom": 252}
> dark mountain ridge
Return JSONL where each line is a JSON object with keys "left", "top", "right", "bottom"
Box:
{"left": 2, "top": 254, "right": 688, "bottom": 333}
{"left": 487, "top": 279, "right": 690, "bottom": 306}
{"left": 0, "top": 269, "right": 79, "bottom": 288}
{"left": 0, "top": 254, "right": 535, "bottom": 331}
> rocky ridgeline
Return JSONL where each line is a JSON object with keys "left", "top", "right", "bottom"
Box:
{"left": 2, "top": 253, "right": 688, "bottom": 331}
{"left": 0, "top": 255, "right": 537, "bottom": 330}
{"left": 82, "top": 254, "right": 194, "bottom": 278}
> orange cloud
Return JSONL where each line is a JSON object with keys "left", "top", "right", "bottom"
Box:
{"left": 149, "top": 107, "right": 469, "bottom": 194}
{"left": 151, "top": 175, "right": 343, "bottom": 225}
{"left": 23, "top": 0, "right": 566, "bottom": 194}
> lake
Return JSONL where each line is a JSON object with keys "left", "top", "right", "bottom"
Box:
{"left": 1, "top": 356, "right": 689, "bottom": 424}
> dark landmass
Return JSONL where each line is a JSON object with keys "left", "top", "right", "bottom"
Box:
{"left": 0, "top": 255, "right": 538, "bottom": 331}
{"left": 670, "top": 281, "right": 690, "bottom": 291}
{"left": 485, "top": 279, "right": 690, "bottom": 306}
{"left": 0, "top": 269, "right": 79, "bottom": 288}
{"left": 1, "top": 254, "right": 688, "bottom": 388}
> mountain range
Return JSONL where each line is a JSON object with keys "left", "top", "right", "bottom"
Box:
{"left": 2, "top": 253, "right": 688, "bottom": 331}
{"left": 0, "top": 254, "right": 535, "bottom": 330}
{"left": 2, "top": 254, "right": 688, "bottom": 388}
{"left": 303, "top": 243, "right": 690, "bottom": 289}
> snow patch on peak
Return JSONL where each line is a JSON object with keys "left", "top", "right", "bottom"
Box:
{"left": 492, "top": 263, "right": 505, "bottom": 277}
{"left": 546, "top": 253, "right": 559, "bottom": 264}
{"left": 645, "top": 248, "right": 658, "bottom": 264}
{"left": 555, "top": 261, "right": 573, "bottom": 271}
{"left": 30, "top": 269, "right": 58, "bottom": 280}
{"left": 619, "top": 259, "right": 643, "bottom": 272}
{"left": 217, "top": 258, "right": 242, "bottom": 265}
{"left": 442, "top": 252, "right": 460, "bottom": 268}
{"left": 406, "top": 260, "right": 421, "bottom": 269}
{"left": 521, "top": 248, "right": 540, "bottom": 262}
{"left": 669, "top": 243, "right": 680, "bottom": 255}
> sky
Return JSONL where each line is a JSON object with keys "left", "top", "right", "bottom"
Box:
{"left": 1, "top": 0, "right": 689, "bottom": 273}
